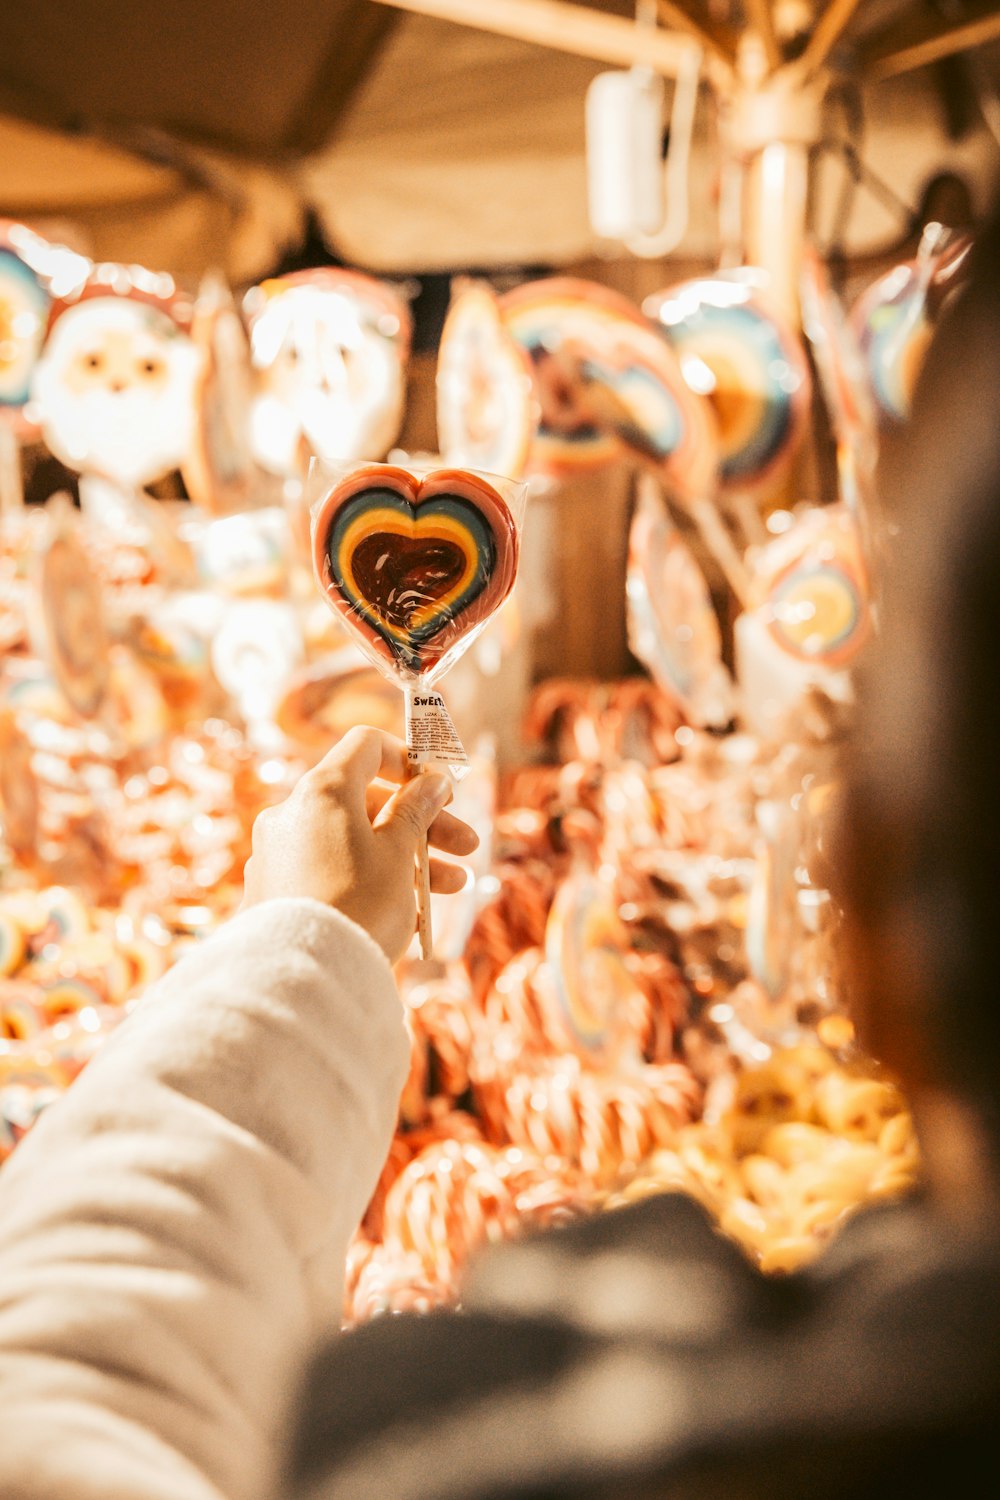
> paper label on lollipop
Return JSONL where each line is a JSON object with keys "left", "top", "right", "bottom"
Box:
{"left": 404, "top": 687, "right": 469, "bottom": 773}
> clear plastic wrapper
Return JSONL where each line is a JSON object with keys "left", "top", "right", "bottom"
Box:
{"left": 310, "top": 458, "right": 525, "bottom": 955}
{"left": 310, "top": 458, "right": 525, "bottom": 697}
{"left": 626, "top": 479, "right": 733, "bottom": 729}
{"left": 244, "top": 269, "right": 412, "bottom": 476}
{"left": 437, "top": 278, "right": 536, "bottom": 480}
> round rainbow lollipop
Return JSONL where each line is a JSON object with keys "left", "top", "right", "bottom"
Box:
{"left": 501, "top": 277, "right": 717, "bottom": 501}
{"left": 312, "top": 463, "right": 519, "bottom": 681}
{"left": 645, "top": 270, "right": 812, "bottom": 496}
{"left": 0, "top": 222, "right": 54, "bottom": 440}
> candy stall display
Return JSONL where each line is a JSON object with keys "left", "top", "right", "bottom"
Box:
{"left": 0, "top": 220, "right": 926, "bottom": 1332}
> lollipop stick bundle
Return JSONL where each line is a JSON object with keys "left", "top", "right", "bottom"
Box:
{"left": 311, "top": 461, "right": 524, "bottom": 957}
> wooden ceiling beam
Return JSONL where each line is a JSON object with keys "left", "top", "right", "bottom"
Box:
{"left": 742, "top": 0, "right": 782, "bottom": 73}
{"left": 655, "top": 0, "right": 737, "bottom": 68}
{"left": 368, "top": 0, "right": 728, "bottom": 84}
{"left": 792, "top": 0, "right": 863, "bottom": 82}
{"left": 861, "top": 6, "right": 1000, "bottom": 83}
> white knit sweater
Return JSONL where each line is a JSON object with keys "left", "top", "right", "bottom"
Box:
{"left": 0, "top": 898, "right": 410, "bottom": 1500}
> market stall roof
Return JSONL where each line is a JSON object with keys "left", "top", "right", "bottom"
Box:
{"left": 1, "top": 2, "right": 998, "bottom": 279}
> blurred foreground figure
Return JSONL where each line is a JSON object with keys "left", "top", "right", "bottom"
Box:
{"left": 1, "top": 224, "right": 1000, "bottom": 1499}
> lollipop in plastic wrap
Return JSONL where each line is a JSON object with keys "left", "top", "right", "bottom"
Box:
{"left": 312, "top": 460, "right": 524, "bottom": 955}
{"left": 626, "top": 477, "right": 733, "bottom": 729}
{"left": 501, "top": 276, "right": 717, "bottom": 502}
{"left": 645, "top": 268, "right": 811, "bottom": 540}
{"left": 437, "top": 279, "right": 536, "bottom": 480}
{"left": 245, "top": 268, "right": 411, "bottom": 476}
{"left": 851, "top": 224, "right": 972, "bottom": 425}
{"left": 735, "top": 505, "right": 871, "bottom": 738}
{"left": 32, "top": 266, "right": 199, "bottom": 497}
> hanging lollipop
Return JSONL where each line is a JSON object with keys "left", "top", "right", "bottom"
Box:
{"left": 312, "top": 461, "right": 524, "bottom": 956}
{"left": 501, "top": 277, "right": 717, "bottom": 502}
{"left": 181, "top": 271, "right": 259, "bottom": 515}
{"left": 735, "top": 504, "right": 871, "bottom": 738}
{"left": 851, "top": 226, "right": 972, "bottom": 425}
{"left": 0, "top": 223, "right": 56, "bottom": 443}
{"left": 0, "top": 221, "right": 88, "bottom": 515}
{"left": 245, "top": 268, "right": 412, "bottom": 476}
{"left": 436, "top": 280, "right": 536, "bottom": 480}
{"left": 645, "top": 269, "right": 812, "bottom": 540}
{"left": 626, "top": 477, "right": 733, "bottom": 730}
{"left": 32, "top": 264, "right": 199, "bottom": 499}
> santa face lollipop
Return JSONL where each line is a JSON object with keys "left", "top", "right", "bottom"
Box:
{"left": 246, "top": 270, "right": 411, "bottom": 475}
{"left": 312, "top": 464, "right": 519, "bottom": 681}
{"left": 33, "top": 294, "right": 199, "bottom": 489}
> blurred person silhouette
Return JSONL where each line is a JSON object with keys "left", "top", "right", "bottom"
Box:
{"left": 1, "top": 213, "right": 1000, "bottom": 1499}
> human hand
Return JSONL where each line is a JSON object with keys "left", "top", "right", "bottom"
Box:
{"left": 242, "top": 726, "right": 478, "bottom": 962}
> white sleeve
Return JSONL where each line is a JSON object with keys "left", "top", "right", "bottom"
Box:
{"left": 0, "top": 897, "right": 409, "bottom": 1500}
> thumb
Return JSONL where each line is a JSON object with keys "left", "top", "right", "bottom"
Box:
{"left": 377, "top": 772, "right": 453, "bottom": 852}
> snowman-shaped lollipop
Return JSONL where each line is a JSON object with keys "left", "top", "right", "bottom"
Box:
{"left": 311, "top": 460, "right": 524, "bottom": 956}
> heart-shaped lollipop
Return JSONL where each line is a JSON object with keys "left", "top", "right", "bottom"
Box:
{"left": 313, "top": 464, "right": 519, "bottom": 677}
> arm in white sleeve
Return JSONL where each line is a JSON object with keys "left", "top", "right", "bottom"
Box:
{"left": 0, "top": 897, "right": 409, "bottom": 1500}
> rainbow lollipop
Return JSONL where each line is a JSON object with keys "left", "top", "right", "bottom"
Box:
{"left": 312, "top": 460, "right": 524, "bottom": 956}
{"left": 313, "top": 464, "right": 519, "bottom": 680}
{"left": 0, "top": 222, "right": 54, "bottom": 440}
{"left": 626, "top": 482, "right": 733, "bottom": 729}
{"left": 645, "top": 270, "right": 811, "bottom": 497}
{"left": 501, "top": 277, "right": 717, "bottom": 501}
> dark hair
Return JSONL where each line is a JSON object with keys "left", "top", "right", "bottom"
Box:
{"left": 840, "top": 210, "right": 1000, "bottom": 1139}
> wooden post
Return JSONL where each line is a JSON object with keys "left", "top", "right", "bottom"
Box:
{"left": 727, "top": 36, "right": 825, "bottom": 325}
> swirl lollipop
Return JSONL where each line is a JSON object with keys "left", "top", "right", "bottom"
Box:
{"left": 501, "top": 276, "right": 717, "bottom": 502}
{"left": 312, "top": 460, "right": 524, "bottom": 955}
{"left": 851, "top": 229, "right": 971, "bottom": 425}
{"left": 0, "top": 222, "right": 54, "bottom": 441}
{"left": 645, "top": 271, "right": 810, "bottom": 499}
